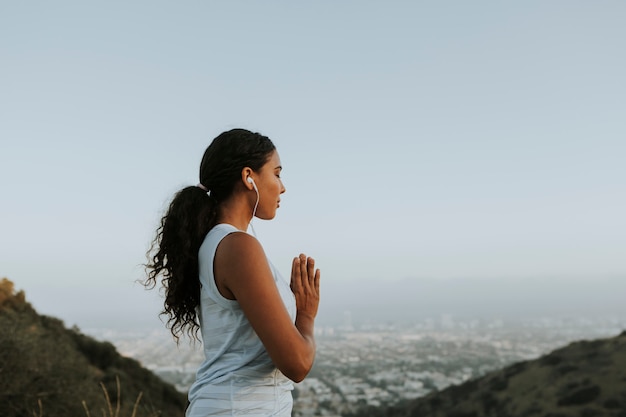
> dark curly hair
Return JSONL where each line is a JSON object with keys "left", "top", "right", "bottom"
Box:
{"left": 144, "top": 128, "right": 276, "bottom": 342}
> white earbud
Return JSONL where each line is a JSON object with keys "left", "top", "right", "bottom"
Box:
{"left": 247, "top": 176, "right": 259, "bottom": 236}
{"left": 246, "top": 177, "right": 259, "bottom": 194}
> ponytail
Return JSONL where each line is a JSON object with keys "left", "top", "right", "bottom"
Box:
{"left": 144, "top": 128, "right": 276, "bottom": 342}
{"left": 144, "top": 185, "right": 217, "bottom": 342}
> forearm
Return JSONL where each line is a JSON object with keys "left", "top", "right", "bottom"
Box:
{"left": 281, "top": 313, "right": 315, "bottom": 381}
{"left": 295, "top": 312, "right": 316, "bottom": 346}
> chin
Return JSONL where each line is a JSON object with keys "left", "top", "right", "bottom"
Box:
{"left": 258, "top": 212, "right": 277, "bottom": 221}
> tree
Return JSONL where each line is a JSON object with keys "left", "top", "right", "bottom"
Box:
{"left": 0, "top": 277, "right": 27, "bottom": 310}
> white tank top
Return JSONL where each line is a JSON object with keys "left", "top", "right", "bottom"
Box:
{"left": 186, "top": 224, "right": 297, "bottom": 417}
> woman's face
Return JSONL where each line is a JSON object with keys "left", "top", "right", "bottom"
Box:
{"left": 253, "top": 150, "right": 286, "bottom": 220}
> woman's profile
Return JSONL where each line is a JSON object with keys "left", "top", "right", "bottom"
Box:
{"left": 144, "top": 128, "right": 320, "bottom": 416}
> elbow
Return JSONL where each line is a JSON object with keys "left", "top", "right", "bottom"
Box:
{"left": 279, "top": 356, "right": 314, "bottom": 383}
{"left": 291, "top": 374, "right": 307, "bottom": 384}
{"left": 271, "top": 337, "right": 317, "bottom": 382}
{"left": 282, "top": 363, "right": 312, "bottom": 383}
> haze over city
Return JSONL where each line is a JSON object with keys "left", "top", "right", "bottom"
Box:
{"left": 1, "top": 2, "right": 625, "bottom": 332}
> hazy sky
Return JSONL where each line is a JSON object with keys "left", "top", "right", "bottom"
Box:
{"left": 1, "top": 2, "right": 625, "bottom": 330}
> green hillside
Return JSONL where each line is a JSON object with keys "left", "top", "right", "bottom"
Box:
{"left": 0, "top": 278, "right": 187, "bottom": 417}
{"left": 345, "top": 331, "right": 626, "bottom": 417}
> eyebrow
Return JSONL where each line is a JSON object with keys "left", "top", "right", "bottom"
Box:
{"left": 274, "top": 166, "right": 283, "bottom": 171}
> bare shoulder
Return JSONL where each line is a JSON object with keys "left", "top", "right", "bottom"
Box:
{"left": 216, "top": 231, "right": 266, "bottom": 264}
{"left": 214, "top": 232, "right": 272, "bottom": 297}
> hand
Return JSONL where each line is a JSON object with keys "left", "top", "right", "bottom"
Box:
{"left": 290, "top": 254, "right": 320, "bottom": 320}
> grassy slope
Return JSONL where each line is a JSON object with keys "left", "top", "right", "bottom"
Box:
{"left": 0, "top": 278, "right": 187, "bottom": 417}
{"left": 345, "top": 332, "right": 626, "bottom": 417}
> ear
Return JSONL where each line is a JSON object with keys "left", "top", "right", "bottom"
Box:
{"left": 241, "top": 167, "right": 255, "bottom": 190}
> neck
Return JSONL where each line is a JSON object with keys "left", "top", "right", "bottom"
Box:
{"left": 216, "top": 192, "right": 254, "bottom": 231}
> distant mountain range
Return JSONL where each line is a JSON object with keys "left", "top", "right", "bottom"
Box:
{"left": 318, "top": 276, "right": 626, "bottom": 326}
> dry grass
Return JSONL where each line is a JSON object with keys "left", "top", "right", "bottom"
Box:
{"left": 32, "top": 375, "right": 155, "bottom": 417}
{"left": 32, "top": 399, "right": 43, "bottom": 417}
{"left": 82, "top": 376, "right": 148, "bottom": 417}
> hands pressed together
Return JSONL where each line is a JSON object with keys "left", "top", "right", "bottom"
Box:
{"left": 290, "top": 254, "right": 320, "bottom": 320}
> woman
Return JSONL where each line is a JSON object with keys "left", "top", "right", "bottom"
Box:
{"left": 144, "top": 128, "right": 320, "bottom": 416}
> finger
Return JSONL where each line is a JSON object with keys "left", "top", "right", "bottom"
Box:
{"left": 307, "top": 257, "right": 315, "bottom": 283}
{"left": 291, "top": 256, "right": 301, "bottom": 291}
{"left": 314, "top": 268, "right": 321, "bottom": 293}
{"left": 299, "top": 253, "right": 308, "bottom": 289}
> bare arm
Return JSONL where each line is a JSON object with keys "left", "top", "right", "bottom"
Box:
{"left": 214, "top": 232, "right": 320, "bottom": 382}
